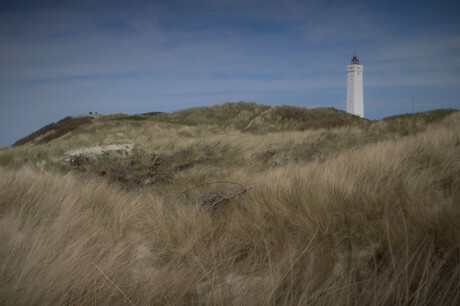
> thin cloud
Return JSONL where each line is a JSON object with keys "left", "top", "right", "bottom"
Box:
{"left": 1, "top": 0, "right": 460, "bottom": 146}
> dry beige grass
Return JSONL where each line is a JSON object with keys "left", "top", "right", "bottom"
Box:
{"left": 0, "top": 111, "right": 459, "bottom": 305}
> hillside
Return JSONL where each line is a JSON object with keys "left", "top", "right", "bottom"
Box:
{"left": 13, "top": 103, "right": 368, "bottom": 147}
{"left": 1, "top": 102, "right": 459, "bottom": 305}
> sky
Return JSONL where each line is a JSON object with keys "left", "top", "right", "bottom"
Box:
{"left": 1, "top": 0, "right": 460, "bottom": 146}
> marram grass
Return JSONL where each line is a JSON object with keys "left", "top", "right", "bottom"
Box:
{"left": 0, "top": 106, "right": 459, "bottom": 305}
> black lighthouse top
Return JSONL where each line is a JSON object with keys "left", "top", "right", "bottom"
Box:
{"left": 351, "top": 54, "right": 360, "bottom": 65}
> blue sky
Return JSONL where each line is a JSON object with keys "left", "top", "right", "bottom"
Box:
{"left": 1, "top": 0, "right": 459, "bottom": 146}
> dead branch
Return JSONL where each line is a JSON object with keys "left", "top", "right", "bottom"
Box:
{"left": 179, "top": 181, "right": 260, "bottom": 210}
{"left": 143, "top": 155, "right": 159, "bottom": 179}
{"left": 180, "top": 180, "right": 246, "bottom": 197}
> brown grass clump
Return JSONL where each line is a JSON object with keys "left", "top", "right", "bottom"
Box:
{"left": 0, "top": 109, "right": 459, "bottom": 305}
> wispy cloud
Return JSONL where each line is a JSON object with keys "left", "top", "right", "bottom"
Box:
{"left": 0, "top": 0, "right": 459, "bottom": 145}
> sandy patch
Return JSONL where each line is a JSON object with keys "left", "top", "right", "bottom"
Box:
{"left": 65, "top": 144, "right": 134, "bottom": 159}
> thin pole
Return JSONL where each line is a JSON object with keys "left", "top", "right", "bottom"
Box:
{"left": 412, "top": 96, "right": 415, "bottom": 113}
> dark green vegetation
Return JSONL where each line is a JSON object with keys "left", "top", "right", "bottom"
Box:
{"left": 6, "top": 103, "right": 458, "bottom": 193}
{"left": 146, "top": 102, "right": 271, "bottom": 128}
{"left": 147, "top": 102, "right": 367, "bottom": 132}
{"left": 381, "top": 109, "right": 458, "bottom": 135}
{"left": 12, "top": 102, "right": 458, "bottom": 147}
{"left": 13, "top": 116, "right": 93, "bottom": 146}
{"left": 8, "top": 103, "right": 457, "bottom": 195}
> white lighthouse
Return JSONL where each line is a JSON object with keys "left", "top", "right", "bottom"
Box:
{"left": 346, "top": 54, "right": 364, "bottom": 117}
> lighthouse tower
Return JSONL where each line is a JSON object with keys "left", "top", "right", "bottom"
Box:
{"left": 346, "top": 54, "right": 364, "bottom": 117}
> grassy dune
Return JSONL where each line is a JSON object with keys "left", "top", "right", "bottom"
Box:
{"left": 0, "top": 104, "right": 459, "bottom": 305}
